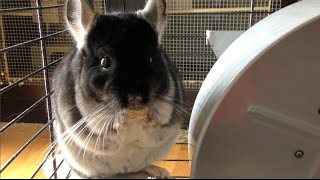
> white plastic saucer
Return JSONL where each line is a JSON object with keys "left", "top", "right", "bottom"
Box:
{"left": 188, "top": 0, "right": 320, "bottom": 178}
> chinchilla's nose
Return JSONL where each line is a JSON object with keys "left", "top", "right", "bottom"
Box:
{"left": 126, "top": 94, "right": 149, "bottom": 107}
{"left": 128, "top": 95, "right": 142, "bottom": 102}
{"left": 119, "top": 91, "right": 149, "bottom": 108}
{"left": 127, "top": 95, "right": 143, "bottom": 107}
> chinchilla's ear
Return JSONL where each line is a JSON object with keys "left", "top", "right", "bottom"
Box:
{"left": 65, "top": 0, "right": 96, "bottom": 48}
{"left": 137, "top": 0, "right": 166, "bottom": 44}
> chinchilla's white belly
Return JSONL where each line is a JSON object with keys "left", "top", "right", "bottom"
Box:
{"left": 102, "top": 121, "right": 179, "bottom": 174}
{"left": 107, "top": 121, "right": 180, "bottom": 173}
{"left": 59, "top": 120, "right": 180, "bottom": 178}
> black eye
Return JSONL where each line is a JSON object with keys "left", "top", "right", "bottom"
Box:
{"left": 101, "top": 56, "right": 111, "bottom": 69}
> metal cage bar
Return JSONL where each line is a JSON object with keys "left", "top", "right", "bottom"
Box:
{"left": 0, "top": 30, "right": 67, "bottom": 53}
{"left": 0, "top": 5, "right": 64, "bottom": 13}
{"left": 0, "top": 57, "right": 62, "bottom": 94}
{"left": 169, "top": 10, "right": 275, "bottom": 15}
{"left": 0, "top": 91, "right": 53, "bottom": 133}
{"left": 48, "top": 159, "right": 64, "bottom": 179}
{"left": 0, "top": 1, "right": 65, "bottom": 177}
{"left": 0, "top": 119, "right": 53, "bottom": 173}
{"left": 30, "top": 143, "right": 57, "bottom": 179}
{"left": 249, "top": 0, "right": 255, "bottom": 27}
{"left": 35, "top": 0, "right": 58, "bottom": 178}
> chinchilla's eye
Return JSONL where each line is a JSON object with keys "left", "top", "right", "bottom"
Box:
{"left": 101, "top": 56, "right": 111, "bottom": 69}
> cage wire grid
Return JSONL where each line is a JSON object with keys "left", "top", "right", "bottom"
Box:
{"left": 0, "top": 0, "right": 282, "bottom": 179}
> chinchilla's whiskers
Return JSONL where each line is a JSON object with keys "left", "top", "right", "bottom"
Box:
{"left": 43, "top": 97, "right": 117, "bottom": 172}
{"left": 152, "top": 101, "right": 187, "bottom": 123}
{"left": 161, "top": 96, "right": 190, "bottom": 116}
{"left": 153, "top": 98, "right": 190, "bottom": 123}
{"left": 101, "top": 116, "right": 109, "bottom": 151}
{"left": 37, "top": 141, "right": 60, "bottom": 168}
{"left": 82, "top": 105, "right": 115, "bottom": 159}
{"left": 95, "top": 112, "right": 108, "bottom": 151}
{"left": 77, "top": 100, "right": 119, "bottom": 159}
{"left": 82, "top": 119, "right": 101, "bottom": 160}
{"left": 155, "top": 96, "right": 190, "bottom": 116}
{"left": 102, "top": 110, "right": 117, "bottom": 151}
{"left": 94, "top": 101, "right": 119, "bottom": 152}
{"left": 104, "top": 112, "right": 116, "bottom": 149}
{"left": 39, "top": 122, "right": 86, "bottom": 169}
{"left": 96, "top": 101, "right": 118, "bottom": 151}
{"left": 153, "top": 95, "right": 191, "bottom": 117}
{"left": 102, "top": 116, "right": 114, "bottom": 150}
{"left": 110, "top": 113, "right": 119, "bottom": 147}
{"left": 156, "top": 94, "right": 190, "bottom": 108}
{"left": 64, "top": 105, "right": 106, "bottom": 147}
{"left": 59, "top": 104, "right": 103, "bottom": 142}
{"left": 44, "top": 104, "right": 107, "bottom": 164}
{"left": 40, "top": 105, "right": 105, "bottom": 165}
{"left": 109, "top": 111, "right": 121, "bottom": 149}
{"left": 75, "top": 105, "right": 109, "bottom": 159}
{"left": 156, "top": 86, "right": 186, "bottom": 101}
{"left": 150, "top": 100, "right": 171, "bottom": 118}
{"left": 39, "top": 105, "right": 80, "bottom": 158}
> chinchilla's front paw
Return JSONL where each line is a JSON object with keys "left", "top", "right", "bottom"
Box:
{"left": 145, "top": 113, "right": 158, "bottom": 127}
{"left": 144, "top": 165, "right": 172, "bottom": 179}
{"left": 146, "top": 108, "right": 171, "bottom": 127}
{"left": 112, "top": 111, "right": 128, "bottom": 131}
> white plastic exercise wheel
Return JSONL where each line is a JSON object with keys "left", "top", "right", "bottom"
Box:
{"left": 188, "top": 0, "right": 320, "bottom": 178}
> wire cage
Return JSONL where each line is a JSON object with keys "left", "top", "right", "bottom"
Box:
{"left": 0, "top": 0, "right": 291, "bottom": 178}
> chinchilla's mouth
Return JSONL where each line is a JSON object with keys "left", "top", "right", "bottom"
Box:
{"left": 123, "top": 106, "right": 150, "bottom": 121}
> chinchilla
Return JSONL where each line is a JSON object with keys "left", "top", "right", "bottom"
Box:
{"left": 51, "top": 0, "right": 187, "bottom": 178}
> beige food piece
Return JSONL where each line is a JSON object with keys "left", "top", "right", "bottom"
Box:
{"left": 124, "top": 106, "right": 150, "bottom": 121}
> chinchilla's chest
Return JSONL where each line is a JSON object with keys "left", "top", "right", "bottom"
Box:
{"left": 121, "top": 121, "right": 178, "bottom": 148}
{"left": 98, "top": 121, "right": 179, "bottom": 174}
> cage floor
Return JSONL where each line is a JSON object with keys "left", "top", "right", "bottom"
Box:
{"left": 0, "top": 123, "right": 190, "bottom": 179}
